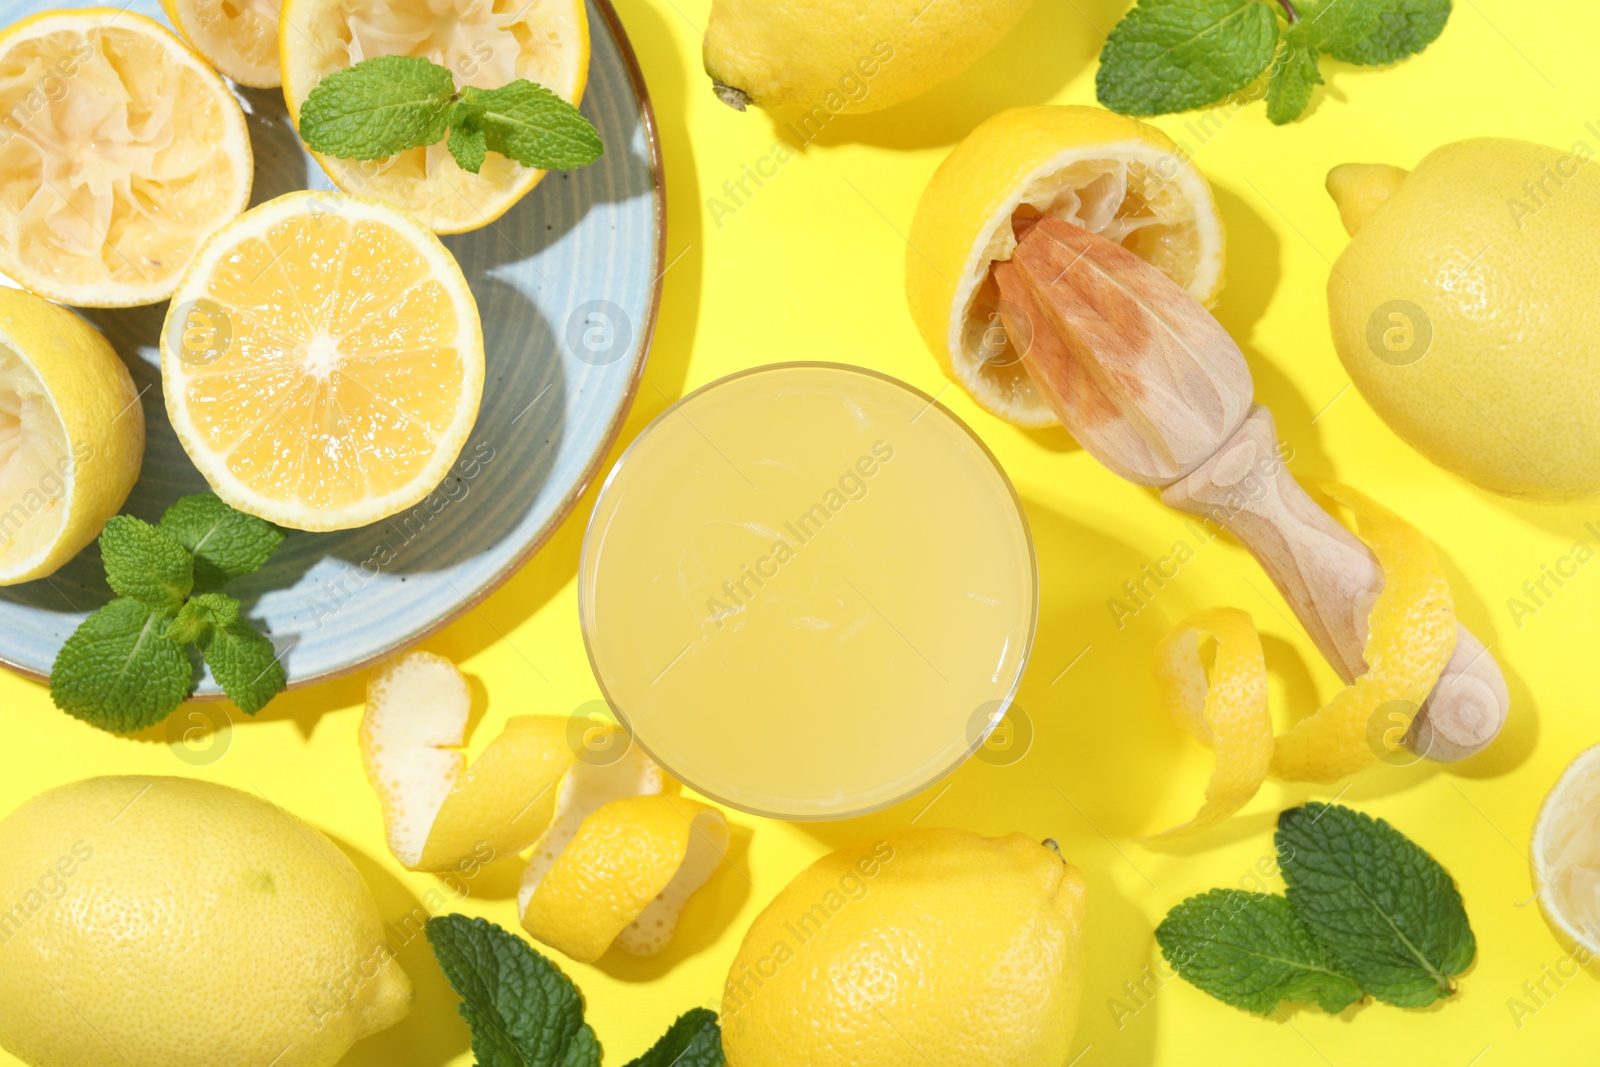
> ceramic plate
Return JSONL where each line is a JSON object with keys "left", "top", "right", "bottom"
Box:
{"left": 0, "top": 0, "right": 662, "bottom": 695}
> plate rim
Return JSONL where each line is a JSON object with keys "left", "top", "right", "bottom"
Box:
{"left": 0, "top": 0, "right": 665, "bottom": 697}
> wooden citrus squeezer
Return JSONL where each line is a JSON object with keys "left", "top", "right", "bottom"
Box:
{"left": 993, "top": 217, "right": 1507, "bottom": 762}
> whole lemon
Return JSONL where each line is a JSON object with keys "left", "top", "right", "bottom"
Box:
{"left": 703, "top": 0, "right": 1035, "bottom": 114}
{"left": 721, "top": 828, "right": 1085, "bottom": 1067}
{"left": 0, "top": 776, "right": 409, "bottom": 1067}
{"left": 1326, "top": 138, "right": 1600, "bottom": 501}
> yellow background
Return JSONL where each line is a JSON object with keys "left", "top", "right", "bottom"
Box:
{"left": 2, "top": 0, "right": 1596, "bottom": 1063}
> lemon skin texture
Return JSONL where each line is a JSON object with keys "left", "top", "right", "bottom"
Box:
{"left": 704, "top": 0, "right": 1035, "bottom": 114}
{"left": 0, "top": 776, "right": 410, "bottom": 1067}
{"left": 721, "top": 828, "right": 1086, "bottom": 1067}
{"left": 1328, "top": 137, "right": 1600, "bottom": 501}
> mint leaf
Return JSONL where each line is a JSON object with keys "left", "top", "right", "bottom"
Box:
{"left": 298, "top": 54, "right": 456, "bottom": 160}
{"left": 1277, "top": 803, "right": 1474, "bottom": 1006}
{"left": 1316, "top": 0, "right": 1450, "bottom": 65}
{"left": 171, "top": 593, "right": 284, "bottom": 715}
{"left": 294, "top": 57, "right": 603, "bottom": 172}
{"left": 50, "top": 598, "right": 192, "bottom": 731}
{"left": 99, "top": 516, "right": 193, "bottom": 614}
{"left": 1157, "top": 889, "right": 1364, "bottom": 1014}
{"left": 624, "top": 1009, "right": 724, "bottom": 1067}
{"left": 464, "top": 81, "right": 605, "bottom": 171}
{"left": 1265, "top": 36, "right": 1323, "bottom": 123}
{"left": 1096, "top": 0, "right": 1281, "bottom": 116}
{"left": 449, "top": 120, "right": 488, "bottom": 174}
{"left": 425, "top": 914, "right": 601, "bottom": 1067}
{"left": 158, "top": 493, "right": 285, "bottom": 592}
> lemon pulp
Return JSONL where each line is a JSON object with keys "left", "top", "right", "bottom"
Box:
{"left": 281, "top": 0, "right": 589, "bottom": 232}
{"left": 0, "top": 341, "right": 68, "bottom": 571}
{"left": 165, "top": 0, "right": 284, "bottom": 87}
{"left": 965, "top": 156, "right": 1213, "bottom": 407}
{"left": 162, "top": 192, "right": 484, "bottom": 531}
{"left": 0, "top": 12, "right": 252, "bottom": 306}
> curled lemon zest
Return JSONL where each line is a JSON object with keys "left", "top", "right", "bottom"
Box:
{"left": 1149, "top": 483, "right": 1457, "bottom": 834}
{"left": 1145, "top": 607, "right": 1272, "bottom": 839}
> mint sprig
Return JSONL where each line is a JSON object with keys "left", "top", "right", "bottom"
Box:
{"left": 1279, "top": 802, "right": 1475, "bottom": 1005}
{"left": 298, "top": 56, "right": 604, "bottom": 175}
{"left": 1157, "top": 890, "right": 1364, "bottom": 1014}
{"left": 49, "top": 494, "right": 288, "bottom": 731}
{"left": 1156, "top": 803, "right": 1474, "bottom": 1014}
{"left": 1096, "top": 0, "right": 1451, "bottom": 125}
{"left": 424, "top": 915, "right": 725, "bottom": 1067}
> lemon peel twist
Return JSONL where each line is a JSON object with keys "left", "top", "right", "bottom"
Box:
{"left": 359, "top": 651, "right": 728, "bottom": 963}
{"left": 1149, "top": 483, "right": 1456, "bottom": 837}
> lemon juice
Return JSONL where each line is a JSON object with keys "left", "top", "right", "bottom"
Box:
{"left": 580, "top": 363, "right": 1036, "bottom": 819}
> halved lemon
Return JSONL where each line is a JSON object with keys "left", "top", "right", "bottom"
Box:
{"left": 279, "top": 0, "right": 589, "bottom": 234}
{"left": 906, "top": 105, "right": 1225, "bottom": 427}
{"left": 0, "top": 9, "right": 253, "bottom": 307}
{"left": 0, "top": 287, "right": 143, "bottom": 584}
{"left": 160, "top": 190, "right": 484, "bottom": 532}
{"left": 1533, "top": 745, "right": 1600, "bottom": 968}
{"left": 162, "top": 0, "right": 283, "bottom": 88}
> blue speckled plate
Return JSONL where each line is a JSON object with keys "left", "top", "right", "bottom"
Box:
{"left": 0, "top": 0, "right": 662, "bottom": 695}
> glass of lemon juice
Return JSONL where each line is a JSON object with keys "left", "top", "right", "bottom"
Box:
{"left": 580, "top": 363, "right": 1036, "bottom": 819}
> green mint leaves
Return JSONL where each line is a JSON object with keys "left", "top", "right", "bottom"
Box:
{"left": 624, "top": 1009, "right": 724, "bottom": 1067}
{"left": 1157, "top": 803, "right": 1474, "bottom": 1014}
{"left": 298, "top": 56, "right": 604, "bottom": 175}
{"left": 1097, "top": 0, "right": 1451, "bottom": 125}
{"left": 1278, "top": 802, "right": 1475, "bottom": 1005}
{"left": 425, "top": 913, "right": 601, "bottom": 1067}
{"left": 49, "top": 598, "right": 196, "bottom": 733}
{"left": 101, "top": 516, "right": 194, "bottom": 615}
{"left": 171, "top": 594, "right": 286, "bottom": 716}
{"left": 158, "top": 492, "right": 290, "bottom": 593}
{"left": 424, "top": 915, "right": 725, "bottom": 1067}
{"left": 1097, "top": 0, "right": 1281, "bottom": 117}
{"left": 50, "top": 494, "right": 287, "bottom": 731}
{"left": 1158, "top": 889, "right": 1365, "bottom": 1013}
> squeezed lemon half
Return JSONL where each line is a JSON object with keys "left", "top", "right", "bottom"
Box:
{"left": 0, "top": 9, "right": 253, "bottom": 307}
{"left": 906, "top": 105, "right": 1224, "bottom": 426}
{"left": 1534, "top": 745, "right": 1600, "bottom": 967}
{"left": 280, "top": 0, "right": 590, "bottom": 233}
{"left": 163, "top": 0, "right": 283, "bottom": 87}
{"left": 0, "top": 288, "right": 143, "bottom": 584}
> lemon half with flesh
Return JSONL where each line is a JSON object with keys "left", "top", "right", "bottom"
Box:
{"left": 162, "top": 0, "right": 283, "bottom": 87}
{"left": 0, "top": 9, "right": 253, "bottom": 307}
{"left": 906, "top": 105, "right": 1224, "bottom": 427}
{"left": 160, "top": 190, "right": 484, "bottom": 532}
{"left": 1534, "top": 744, "right": 1600, "bottom": 968}
{"left": 0, "top": 287, "right": 143, "bottom": 584}
{"left": 280, "top": 0, "right": 589, "bottom": 234}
